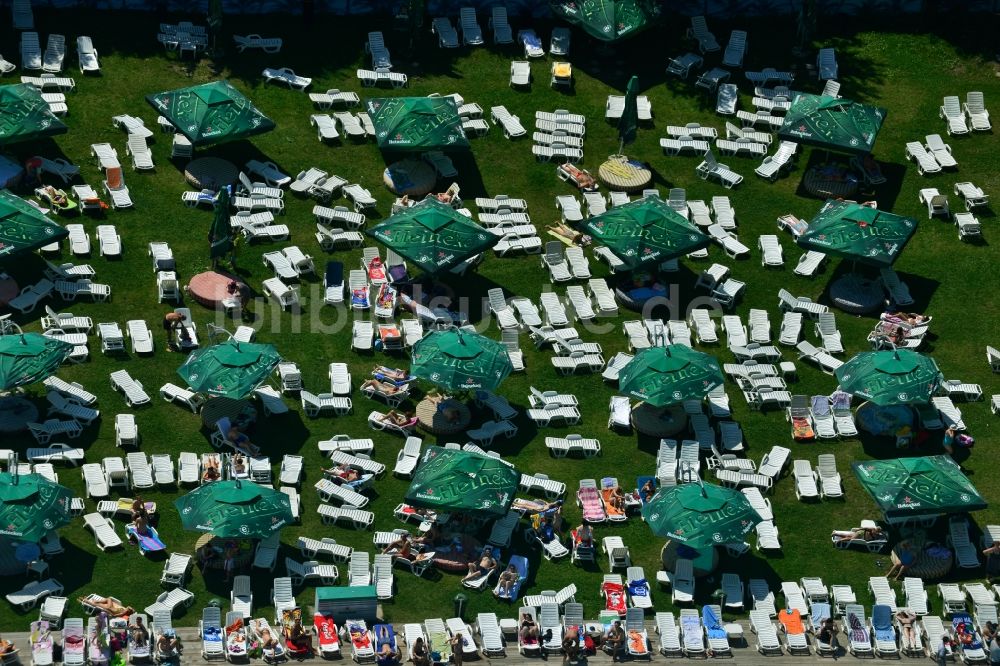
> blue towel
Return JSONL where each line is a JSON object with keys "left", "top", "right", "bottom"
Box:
{"left": 810, "top": 603, "right": 831, "bottom": 629}
{"left": 627, "top": 579, "right": 649, "bottom": 598}
{"left": 522, "top": 33, "right": 541, "bottom": 49}
{"left": 702, "top": 606, "right": 726, "bottom": 640}
{"left": 203, "top": 627, "right": 222, "bottom": 643}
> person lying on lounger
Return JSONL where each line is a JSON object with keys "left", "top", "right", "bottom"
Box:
{"left": 495, "top": 565, "right": 519, "bottom": 598}
{"left": 255, "top": 624, "right": 279, "bottom": 651}
{"left": 202, "top": 458, "right": 221, "bottom": 482}
{"left": 227, "top": 427, "right": 261, "bottom": 456}
{"left": 831, "top": 526, "right": 884, "bottom": 543}
{"left": 156, "top": 630, "right": 181, "bottom": 657}
{"left": 373, "top": 366, "right": 412, "bottom": 383}
{"left": 130, "top": 617, "right": 149, "bottom": 647}
{"left": 640, "top": 479, "right": 657, "bottom": 503}
{"left": 0, "top": 636, "right": 16, "bottom": 655}
{"left": 380, "top": 410, "right": 413, "bottom": 427}
{"left": 462, "top": 546, "right": 498, "bottom": 583}
{"left": 324, "top": 463, "right": 362, "bottom": 483}
{"left": 79, "top": 596, "right": 135, "bottom": 616}
{"left": 362, "top": 379, "right": 405, "bottom": 395}
{"left": 519, "top": 614, "right": 539, "bottom": 642}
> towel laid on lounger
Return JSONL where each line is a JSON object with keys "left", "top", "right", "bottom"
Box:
{"left": 702, "top": 606, "right": 726, "bottom": 640}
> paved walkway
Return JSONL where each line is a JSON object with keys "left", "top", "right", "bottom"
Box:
{"left": 0, "top": 619, "right": 882, "bottom": 664}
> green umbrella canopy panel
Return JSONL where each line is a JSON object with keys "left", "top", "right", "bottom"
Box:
{"left": 175, "top": 480, "right": 294, "bottom": 539}
{"left": 550, "top": 0, "right": 660, "bottom": 41}
{"left": 583, "top": 196, "right": 711, "bottom": 270}
{"left": 367, "top": 198, "right": 497, "bottom": 274}
{"left": 0, "top": 83, "right": 68, "bottom": 146}
{"left": 797, "top": 199, "right": 917, "bottom": 267}
{"left": 641, "top": 482, "right": 763, "bottom": 549}
{"left": 404, "top": 446, "right": 519, "bottom": 517}
{"left": 618, "top": 345, "right": 724, "bottom": 408}
{"left": 177, "top": 340, "right": 281, "bottom": 399}
{"left": 146, "top": 80, "right": 275, "bottom": 146}
{"left": 0, "top": 472, "right": 75, "bottom": 542}
{"left": 365, "top": 96, "right": 470, "bottom": 151}
{"left": 0, "top": 189, "right": 69, "bottom": 258}
{"left": 410, "top": 328, "right": 513, "bottom": 392}
{"left": 778, "top": 93, "right": 886, "bottom": 155}
{"left": 852, "top": 455, "right": 987, "bottom": 520}
{"left": 0, "top": 333, "right": 73, "bottom": 390}
{"left": 834, "top": 349, "right": 943, "bottom": 406}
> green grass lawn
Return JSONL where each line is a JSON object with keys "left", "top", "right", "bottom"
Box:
{"left": 1, "top": 8, "right": 1000, "bottom": 628}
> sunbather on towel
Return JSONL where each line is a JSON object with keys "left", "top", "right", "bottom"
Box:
{"left": 79, "top": 596, "right": 134, "bottom": 617}
{"left": 640, "top": 479, "right": 657, "bottom": 503}
{"left": 347, "top": 624, "right": 370, "bottom": 649}
{"left": 156, "top": 630, "right": 181, "bottom": 657}
{"left": 324, "top": 463, "right": 362, "bottom": 483}
{"left": 362, "top": 379, "right": 405, "bottom": 395}
{"left": 603, "top": 487, "right": 626, "bottom": 514}
{"left": 0, "top": 636, "right": 15, "bottom": 655}
{"left": 285, "top": 617, "right": 311, "bottom": 653}
{"left": 367, "top": 257, "right": 386, "bottom": 282}
{"left": 227, "top": 427, "right": 261, "bottom": 456}
{"left": 380, "top": 409, "right": 414, "bottom": 427}
{"left": 254, "top": 623, "right": 279, "bottom": 652}
{"left": 495, "top": 565, "right": 519, "bottom": 598}
{"left": 573, "top": 523, "right": 594, "bottom": 547}
{"left": 832, "top": 526, "right": 884, "bottom": 543}
{"left": 130, "top": 617, "right": 149, "bottom": 648}
{"left": 519, "top": 613, "right": 539, "bottom": 643}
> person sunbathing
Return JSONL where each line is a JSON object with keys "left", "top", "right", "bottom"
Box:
{"left": 362, "top": 379, "right": 404, "bottom": 395}
{"left": 285, "top": 618, "right": 312, "bottom": 652}
{"left": 80, "top": 596, "right": 134, "bottom": 616}
{"left": 324, "top": 463, "right": 362, "bottom": 483}
{"left": 495, "top": 565, "right": 519, "bottom": 598}
{"left": 40, "top": 185, "right": 69, "bottom": 207}
{"left": 832, "top": 526, "right": 884, "bottom": 543}
{"left": 373, "top": 366, "right": 411, "bottom": 382}
{"left": 382, "top": 536, "right": 416, "bottom": 561}
{"left": 607, "top": 487, "right": 626, "bottom": 512}
{"left": 889, "top": 311, "right": 930, "bottom": 325}
{"left": 228, "top": 428, "right": 261, "bottom": 456}
{"left": 376, "top": 640, "right": 400, "bottom": 666}
{"left": 573, "top": 523, "right": 594, "bottom": 547}
{"left": 256, "top": 625, "right": 278, "bottom": 651}
{"left": 130, "top": 617, "right": 149, "bottom": 647}
{"left": 640, "top": 479, "right": 657, "bottom": 503}
{"left": 232, "top": 454, "right": 247, "bottom": 476}
{"left": 380, "top": 409, "right": 413, "bottom": 427}
{"left": 202, "top": 460, "right": 221, "bottom": 482}
{"left": 462, "top": 547, "right": 497, "bottom": 582}
{"left": 519, "top": 614, "right": 538, "bottom": 642}
{"left": 131, "top": 514, "right": 151, "bottom": 537}
{"left": 0, "top": 636, "right": 15, "bottom": 655}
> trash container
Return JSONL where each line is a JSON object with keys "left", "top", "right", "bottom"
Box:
{"left": 453, "top": 593, "right": 467, "bottom": 620}
{"left": 208, "top": 597, "right": 223, "bottom": 608}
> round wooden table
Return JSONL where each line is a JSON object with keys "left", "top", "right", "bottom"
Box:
{"left": 187, "top": 271, "right": 248, "bottom": 310}
{"left": 598, "top": 156, "right": 652, "bottom": 192}
{"left": 631, "top": 403, "right": 687, "bottom": 437}
{"left": 0, "top": 396, "right": 39, "bottom": 433}
{"left": 383, "top": 159, "right": 437, "bottom": 197}
{"left": 416, "top": 396, "right": 471, "bottom": 435}
{"left": 829, "top": 274, "right": 884, "bottom": 314}
{"left": 185, "top": 157, "right": 239, "bottom": 191}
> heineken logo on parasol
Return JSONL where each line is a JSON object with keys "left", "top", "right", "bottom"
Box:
{"left": 667, "top": 504, "right": 750, "bottom": 541}
{"left": 600, "top": 221, "right": 682, "bottom": 247}
{"left": 413, "top": 475, "right": 511, "bottom": 503}
{"left": 812, "top": 223, "right": 906, "bottom": 246}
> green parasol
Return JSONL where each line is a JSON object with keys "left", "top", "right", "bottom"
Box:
{"left": 0, "top": 83, "right": 68, "bottom": 147}
{"left": 411, "top": 328, "right": 512, "bottom": 392}
{"left": 550, "top": 0, "right": 659, "bottom": 42}
{"left": 778, "top": 93, "right": 886, "bottom": 155}
{"left": 404, "top": 446, "right": 518, "bottom": 517}
{"left": 582, "top": 196, "right": 711, "bottom": 271}
{"left": 175, "top": 479, "right": 293, "bottom": 539}
{"left": 619, "top": 345, "right": 724, "bottom": 407}
{"left": 797, "top": 200, "right": 917, "bottom": 267}
{"left": 366, "top": 198, "right": 497, "bottom": 275}
{"left": 146, "top": 80, "right": 275, "bottom": 147}
{"left": 852, "top": 455, "right": 987, "bottom": 520}
{"left": 0, "top": 472, "right": 74, "bottom": 542}
{"left": 208, "top": 187, "right": 232, "bottom": 260}
{"left": 365, "top": 97, "right": 470, "bottom": 151}
{"left": 0, "top": 189, "right": 69, "bottom": 259}
{"left": 177, "top": 339, "right": 281, "bottom": 399}
{"left": 0, "top": 332, "right": 73, "bottom": 390}
{"left": 834, "top": 349, "right": 943, "bottom": 406}
{"left": 618, "top": 75, "right": 640, "bottom": 148}
{"left": 641, "top": 482, "right": 763, "bottom": 549}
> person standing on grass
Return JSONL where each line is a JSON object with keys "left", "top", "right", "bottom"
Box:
{"left": 162, "top": 311, "right": 184, "bottom": 351}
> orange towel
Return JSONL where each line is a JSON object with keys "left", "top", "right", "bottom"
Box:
{"left": 778, "top": 609, "right": 805, "bottom": 635}
{"left": 602, "top": 488, "right": 625, "bottom": 517}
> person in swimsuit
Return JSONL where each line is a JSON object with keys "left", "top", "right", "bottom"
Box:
{"left": 495, "top": 565, "right": 519, "bottom": 598}
{"left": 519, "top": 613, "right": 538, "bottom": 642}
{"left": 462, "top": 547, "right": 497, "bottom": 583}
